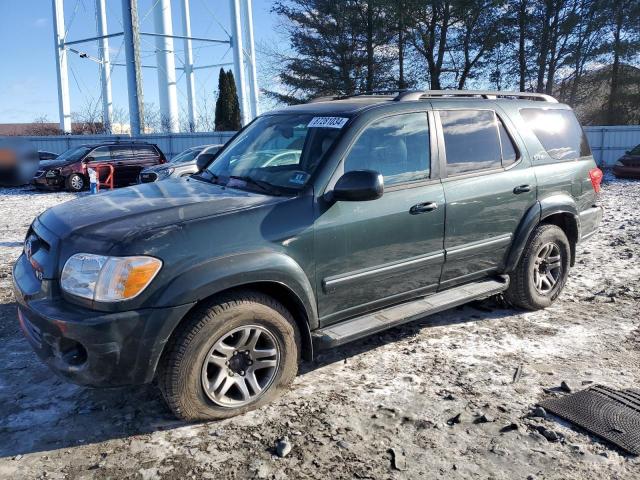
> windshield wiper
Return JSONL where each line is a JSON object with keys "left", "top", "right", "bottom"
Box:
{"left": 192, "top": 170, "right": 222, "bottom": 184}
{"left": 227, "top": 175, "right": 282, "bottom": 196}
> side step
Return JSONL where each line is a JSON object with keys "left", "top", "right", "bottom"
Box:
{"left": 312, "top": 276, "right": 509, "bottom": 350}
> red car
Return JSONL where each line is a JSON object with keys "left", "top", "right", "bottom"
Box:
{"left": 613, "top": 144, "right": 640, "bottom": 179}
{"left": 33, "top": 141, "right": 166, "bottom": 192}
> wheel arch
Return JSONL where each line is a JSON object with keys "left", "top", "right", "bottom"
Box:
{"left": 504, "top": 194, "right": 580, "bottom": 272}
{"left": 151, "top": 252, "right": 318, "bottom": 372}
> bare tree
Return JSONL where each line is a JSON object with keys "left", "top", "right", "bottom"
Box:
{"left": 25, "top": 116, "right": 62, "bottom": 136}
{"left": 71, "top": 97, "right": 104, "bottom": 134}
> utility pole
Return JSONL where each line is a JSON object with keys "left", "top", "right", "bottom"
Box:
{"left": 180, "top": 0, "right": 197, "bottom": 131}
{"left": 229, "top": 0, "right": 249, "bottom": 126}
{"left": 52, "top": 0, "right": 72, "bottom": 133}
{"left": 121, "top": 0, "right": 144, "bottom": 135}
{"left": 95, "top": 0, "right": 113, "bottom": 133}
{"left": 153, "top": 0, "right": 179, "bottom": 133}
{"left": 242, "top": 0, "right": 260, "bottom": 119}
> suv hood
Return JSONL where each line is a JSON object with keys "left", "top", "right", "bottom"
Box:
{"left": 38, "top": 177, "right": 285, "bottom": 242}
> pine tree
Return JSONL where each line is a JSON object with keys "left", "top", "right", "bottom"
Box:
{"left": 214, "top": 68, "right": 242, "bottom": 131}
{"left": 226, "top": 70, "right": 242, "bottom": 130}
{"left": 214, "top": 68, "right": 230, "bottom": 131}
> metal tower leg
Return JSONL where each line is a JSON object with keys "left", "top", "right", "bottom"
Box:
{"left": 52, "top": 0, "right": 72, "bottom": 133}
{"left": 229, "top": 0, "right": 249, "bottom": 126}
{"left": 121, "top": 0, "right": 144, "bottom": 135}
{"left": 95, "top": 0, "right": 113, "bottom": 133}
{"left": 242, "top": 0, "right": 260, "bottom": 119}
{"left": 180, "top": 0, "right": 197, "bottom": 131}
{"left": 153, "top": 0, "right": 180, "bottom": 133}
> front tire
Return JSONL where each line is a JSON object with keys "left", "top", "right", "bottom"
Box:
{"left": 505, "top": 224, "right": 571, "bottom": 310}
{"left": 65, "top": 173, "right": 85, "bottom": 192}
{"left": 158, "top": 291, "right": 300, "bottom": 421}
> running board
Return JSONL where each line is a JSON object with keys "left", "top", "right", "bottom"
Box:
{"left": 312, "top": 276, "right": 509, "bottom": 350}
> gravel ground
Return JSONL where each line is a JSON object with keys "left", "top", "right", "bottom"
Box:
{"left": 0, "top": 175, "right": 638, "bottom": 480}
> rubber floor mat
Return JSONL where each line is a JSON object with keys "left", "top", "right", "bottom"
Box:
{"left": 540, "top": 384, "right": 640, "bottom": 455}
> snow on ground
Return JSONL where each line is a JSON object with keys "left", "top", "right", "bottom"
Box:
{"left": 0, "top": 176, "right": 638, "bottom": 480}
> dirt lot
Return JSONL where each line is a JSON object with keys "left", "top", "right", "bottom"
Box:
{"left": 0, "top": 174, "right": 638, "bottom": 480}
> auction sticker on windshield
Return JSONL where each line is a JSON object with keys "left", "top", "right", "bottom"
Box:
{"left": 308, "top": 117, "right": 349, "bottom": 129}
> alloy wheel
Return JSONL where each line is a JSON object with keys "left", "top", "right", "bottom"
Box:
{"left": 201, "top": 325, "right": 280, "bottom": 407}
{"left": 533, "top": 242, "right": 563, "bottom": 294}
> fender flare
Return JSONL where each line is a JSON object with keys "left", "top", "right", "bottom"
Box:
{"left": 151, "top": 251, "right": 318, "bottom": 361}
{"left": 504, "top": 194, "right": 580, "bottom": 272}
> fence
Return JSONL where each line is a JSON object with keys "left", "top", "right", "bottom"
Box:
{"left": 583, "top": 126, "right": 640, "bottom": 166}
{"left": 5, "top": 125, "right": 640, "bottom": 166}
{"left": 17, "top": 132, "right": 237, "bottom": 159}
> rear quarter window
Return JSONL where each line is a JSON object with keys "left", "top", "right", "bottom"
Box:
{"left": 440, "top": 109, "right": 502, "bottom": 175}
{"left": 520, "top": 108, "right": 591, "bottom": 161}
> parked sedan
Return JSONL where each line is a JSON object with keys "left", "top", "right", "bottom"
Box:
{"left": 613, "top": 144, "right": 640, "bottom": 179}
{"left": 138, "top": 144, "right": 223, "bottom": 183}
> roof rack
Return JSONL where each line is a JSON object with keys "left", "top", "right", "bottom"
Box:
{"left": 307, "top": 89, "right": 409, "bottom": 103}
{"left": 394, "top": 90, "right": 558, "bottom": 103}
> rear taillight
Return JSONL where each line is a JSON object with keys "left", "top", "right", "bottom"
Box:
{"left": 589, "top": 167, "right": 603, "bottom": 193}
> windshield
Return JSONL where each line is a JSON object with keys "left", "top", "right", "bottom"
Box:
{"left": 202, "top": 114, "right": 343, "bottom": 194}
{"left": 171, "top": 147, "right": 203, "bottom": 164}
{"left": 629, "top": 144, "right": 640, "bottom": 156}
{"left": 48, "top": 146, "right": 91, "bottom": 164}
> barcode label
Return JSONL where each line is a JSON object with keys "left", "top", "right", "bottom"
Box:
{"left": 308, "top": 117, "right": 349, "bottom": 129}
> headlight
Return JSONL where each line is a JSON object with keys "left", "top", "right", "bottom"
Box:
{"left": 46, "top": 168, "right": 61, "bottom": 177}
{"left": 61, "top": 253, "right": 162, "bottom": 302}
{"left": 156, "top": 167, "right": 175, "bottom": 178}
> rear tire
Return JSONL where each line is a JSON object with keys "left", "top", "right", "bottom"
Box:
{"left": 158, "top": 290, "right": 300, "bottom": 421}
{"left": 505, "top": 224, "right": 571, "bottom": 310}
{"left": 65, "top": 173, "right": 85, "bottom": 192}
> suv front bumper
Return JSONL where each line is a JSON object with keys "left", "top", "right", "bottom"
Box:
{"left": 13, "top": 253, "right": 193, "bottom": 387}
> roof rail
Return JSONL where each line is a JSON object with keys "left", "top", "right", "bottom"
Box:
{"left": 307, "top": 89, "right": 408, "bottom": 103}
{"left": 307, "top": 95, "right": 344, "bottom": 104}
{"left": 394, "top": 90, "right": 558, "bottom": 103}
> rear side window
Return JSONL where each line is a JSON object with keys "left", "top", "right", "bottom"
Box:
{"left": 344, "top": 112, "right": 430, "bottom": 186}
{"left": 135, "top": 146, "right": 159, "bottom": 158}
{"left": 498, "top": 119, "right": 518, "bottom": 167}
{"left": 440, "top": 110, "right": 502, "bottom": 175}
{"left": 110, "top": 146, "right": 133, "bottom": 159}
{"left": 520, "top": 108, "right": 591, "bottom": 161}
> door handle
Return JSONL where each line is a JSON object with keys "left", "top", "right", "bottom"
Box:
{"left": 410, "top": 202, "right": 438, "bottom": 214}
{"left": 513, "top": 184, "right": 532, "bottom": 194}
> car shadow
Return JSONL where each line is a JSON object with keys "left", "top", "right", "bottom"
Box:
{"left": 0, "top": 297, "right": 517, "bottom": 458}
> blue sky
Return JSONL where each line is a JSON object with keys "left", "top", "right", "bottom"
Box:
{"left": 0, "top": 0, "right": 282, "bottom": 124}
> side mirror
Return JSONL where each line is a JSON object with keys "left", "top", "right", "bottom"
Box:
{"left": 329, "top": 170, "right": 383, "bottom": 202}
{"left": 625, "top": 150, "right": 630, "bottom": 155}
{"left": 196, "top": 153, "right": 217, "bottom": 171}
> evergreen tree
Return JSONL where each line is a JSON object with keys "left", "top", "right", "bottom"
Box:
{"left": 214, "top": 68, "right": 231, "bottom": 131}
{"left": 214, "top": 68, "right": 242, "bottom": 131}
{"left": 226, "top": 70, "right": 242, "bottom": 130}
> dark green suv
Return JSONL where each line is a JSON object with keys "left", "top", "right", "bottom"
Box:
{"left": 13, "top": 90, "right": 603, "bottom": 420}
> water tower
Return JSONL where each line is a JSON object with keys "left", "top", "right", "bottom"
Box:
{"left": 51, "top": 0, "right": 260, "bottom": 134}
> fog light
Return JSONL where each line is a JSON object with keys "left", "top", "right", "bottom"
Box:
{"left": 58, "top": 338, "right": 88, "bottom": 367}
